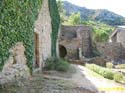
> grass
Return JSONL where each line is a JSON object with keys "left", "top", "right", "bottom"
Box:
{"left": 106, "top": 62, "right": 113, "bottom": 69}
{"left": 114, "top": 72, "right": 124, "bottom": 83}
{"left": 85, "top": 67, "right": 103, "bottom": 78}
{"left": 86, "top": 64, "right": 114, "bottom": 79}
{"left": 115, "top": 64, "right": 125, "bottom": 69}
{"left": 86, "top": 63, "right": 125, "bottom": 84}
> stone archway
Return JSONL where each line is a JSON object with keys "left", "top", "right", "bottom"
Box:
{"left": 59, "top": 45, "right": 67, "bottom": 58}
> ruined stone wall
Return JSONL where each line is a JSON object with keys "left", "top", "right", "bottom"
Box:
{"left": 59, "top": 38, "right": 80, "bottom": 60}
{"left": 34, "top": 0, "right": 52, "bottom": 69}
{"left": 111, "top": 34, "right": 117, "bottom": 42}
{"left": 117, "top": 29, "right": 125, "bottom": 48}
{"left": 77, "top": 26, "right": 93, "bottom": 58}
{"left": 97, "top": 42, "right": 125, "bottom": 64}
{"left": 59, "top": 25, "right": 93, "bottom": 60}
{"left": 60, "top": 25, "right": 77, "bottom": 41}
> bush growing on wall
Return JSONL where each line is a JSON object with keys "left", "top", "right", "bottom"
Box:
{"left": 0, "top": 0, "right": 42, "bottom": 70}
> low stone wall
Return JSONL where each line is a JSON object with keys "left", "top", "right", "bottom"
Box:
{"left": 68, "top": 57, "right": 106, "bottom": 67}
{"left": 88, "top": 57, "right": 107, "bottom": 67}
{"left": 0, "top": 42, "right": 30, "bottom": 85}
{"left": 97, "top": 42, "right": 125, "bottom": 64}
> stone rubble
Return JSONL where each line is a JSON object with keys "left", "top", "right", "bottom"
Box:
{"left": 0, "top": 42, "right": 31, "bottom": 86}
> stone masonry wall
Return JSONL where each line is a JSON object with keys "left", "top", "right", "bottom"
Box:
{"left": 117, "top": 29, "right": 125, "bottom": 48}
{"left": 97, "top": 42, "right": 125, "bottom": 64}
{"left": 34, "top": 0, "right": 52, "bottom": 69}
{"left": 59, "top": 38, "right": 80, "bottom": 60}
{"left": 59, "top": 25, "right": 93, "bottom": 60}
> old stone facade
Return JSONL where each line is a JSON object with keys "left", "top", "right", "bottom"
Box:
{"left": 59, "top": 25, "right": 93, "bottom": 60}
{"left": 34, "top": 0, "right": 52, "bottom": 69}
{"left": 94, "top": 26, "right": 125, "bottom": 65}
{"left": 100, "top": 26, "right": 125, "bottom": 64}
{"left": 110, "top": 26, "right": 125, "bottom": 48}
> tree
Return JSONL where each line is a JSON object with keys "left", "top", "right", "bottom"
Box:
{"left": 82, "top": 20, "right": 114, "bottom": 42}
{"left": 57, "top": 0, "right": 63, "bottom": 13}
{"left": 57, "top": 0, "right": 66, "bottom": 23}
{"left": 64, "top": 12, "right": 81, "bottom": 25}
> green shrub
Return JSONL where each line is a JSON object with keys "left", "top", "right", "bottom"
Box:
{"left": 123, "top": 77, "right": 125, "bottom": 83}
{"left": 102, "top": 69, "right": 114, "bottom": 79}
{"left": 106, "top": 62, "right": 113, "bottom": 69}
{"left": 44, "top": 57, "right": 70, "bottom": 72}
{"left": 114, "top": 72, "right": 124, "bottom": 82}
{"left": 86, "top": 64, "right": 125, "bottom": 83}
{"left": 115, "top": 64, "right": 125, "bottom": 69}
{"left": 44, "top": 57, "right": 57, "bottom": 70}
{"left": 56, "top": 60, "right": 70, "bottom": 72}
{"left": 86, "top": 64, "right": 114, "bottom": 80}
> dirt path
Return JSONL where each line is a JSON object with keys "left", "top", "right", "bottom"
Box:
{"left": 73, "top": 65, "right": 125, "bottom": 93}
{"left": 1, "top": 64, "right": 125, "bottom": 93}
{"left": 0, "top": 65, "right": 96, "bottom": 93}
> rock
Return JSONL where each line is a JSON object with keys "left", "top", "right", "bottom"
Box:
{"left": 0, "top": 42, "right": 30, "bottom": 86}
{"left": 0, "top": 73, "right": 8, "bottom": 85}
{"left": 2, "top": 56, "right": 14, "bottom": 72}
{"left": 11, "top": 42, "right": 27, "bottom": 65}
{"left": 69, "top": 59, "right": 85, "bottom": 65}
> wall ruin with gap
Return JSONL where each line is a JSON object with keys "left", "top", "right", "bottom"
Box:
{"left": 59, "top": 25, "right": 93, "bottom": 60}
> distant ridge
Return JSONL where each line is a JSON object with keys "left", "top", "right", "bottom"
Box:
{"left": 63, "top": 1, "right": 125, "bottom": 25}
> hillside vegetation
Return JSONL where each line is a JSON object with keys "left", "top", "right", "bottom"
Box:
{"left": 82, "top": 20, "right": 114, "bottom": 42}
{"left": 57, "top": 1, "right": 114, "bottom": 43}
{"left": 57, "top": 0, "right": 115, "bottom": 42}
{"left": 63, "top": 1, "right": 125, "bottom": 26}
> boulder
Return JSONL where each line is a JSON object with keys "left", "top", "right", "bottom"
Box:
{"left": 0, "top": 42, "right": 30, "bottom": 86}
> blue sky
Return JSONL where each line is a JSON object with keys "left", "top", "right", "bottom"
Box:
{"left": 63, "top": 0, "right": 125, "bottom": 17}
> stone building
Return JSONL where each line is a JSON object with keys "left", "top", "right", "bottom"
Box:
{"left": 0, "top": 0, "right": 60, "bottom": 86}
{"left": 110, "top": 26, "right": 125, "bottom": 48}
{"left": 96, "top": 26, "right": 125, "bottom": 64}
{"left": 34, "top": 0, "right": 52, "bottom": 69}
{"left": 59, "top": 25, "right": 93, "bottom": 60}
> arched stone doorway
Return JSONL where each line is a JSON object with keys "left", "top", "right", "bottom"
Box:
{"left": 59, "top": 45, "right": 67, "bottom": 58}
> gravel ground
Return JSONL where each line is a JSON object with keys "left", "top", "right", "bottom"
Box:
{"left": 0, "top": 65, "right": 96, "bottom": 93}
{"left": 1, "top": 64, "right": 124, "bottom": 93}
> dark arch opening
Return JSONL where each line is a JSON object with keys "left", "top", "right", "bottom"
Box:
{"left": 59, "top": 45, "right": 67, "bottom": 58}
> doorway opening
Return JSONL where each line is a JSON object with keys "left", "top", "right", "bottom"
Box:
{"left": 34, "top": 33, "right": 40, "bottom": 68}
{"left": 59, "top": 45, "right": 67, "bottom": 58}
